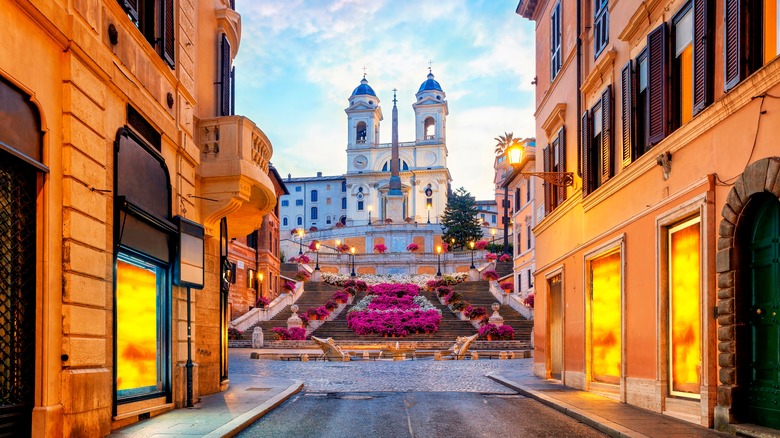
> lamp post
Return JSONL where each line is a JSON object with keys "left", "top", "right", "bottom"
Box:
{"left": 314, "top": 242, "right": 320, "bottom": 270}
{"left": 350, "top": 246, "right": 356, "bottom": 277}
{"left": 469, "top": 241, "right": 475, "bottom": 269}
{"left": 490, "top": 228, "right": 497, "bottom": 253}
{"left": 258, "top": 272, "right": 264, "bottom": 302}
{"left": 451, "top": 238, "right": 455, "bottom": 251}
{"left": 368, "top": 205, "right": 372, "bottom": 225}
{"left": 297, "top": 229, "right": 304, "bottom": 254}
{"left": 436, "top": 245, "right": 442, "bottom": 276}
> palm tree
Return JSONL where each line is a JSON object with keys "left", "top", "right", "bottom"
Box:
{"left": 494, "top": 132, "right": 516, "bottom": 156}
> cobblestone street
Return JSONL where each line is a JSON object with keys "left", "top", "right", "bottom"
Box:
{"left": 229, "top": 350, "right": 531, "bottom": 393}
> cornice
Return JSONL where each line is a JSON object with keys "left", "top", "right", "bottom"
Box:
{"left": 541, "top": 103, "right": 566, "bottom": 139}
{"left": 581, "top": 48, "right": 616, "bottom": 96}
{"left": 216, "top": 7, "right": 242, "bottom": 59}
{"left": 617, "top": 0, "right": 663, "bottom": 44}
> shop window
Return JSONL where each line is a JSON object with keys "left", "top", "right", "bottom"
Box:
{"left": 117, "top": 0, "right": 175, "bottom": 68}
{"left": 668, "top": 217, "right": 702, "bottom": 398}
{"left": 115, "top": 254, "right": 169, "bottom": 400}
{"left": 589, "top": 250, "right": 622, "bottom": 385}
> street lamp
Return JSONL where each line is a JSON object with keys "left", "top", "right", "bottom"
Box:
{"left": 436, "top": 245, "right": 442, "bottom": 276}
{"left": 469, "top": 241, "right": 475, "bottom": 269}
{"left": 258, "top": 272, "right": 263, "bottom": 298}
{"left": 506, "top": 141, "right": 574, "bottom": 187}
{"left": 368, "top": 205, "right": 372, "bottom": 225}
{"left": 350, "top": 246, "right": 356, "bottom": 277}
{"left": 314, "top": 242, "right": 320, "bottom": 270}
{"left": 297, "top": 229, "right": 304, "bottom": 254}
{"left": 490, "top": 228, "right": 497, "bottom": 253}
{"left": 427, "top": 204, "right": 431, "bottom": 224}
{"left": 451, "top": 238, "right": 455, "bottom": 251}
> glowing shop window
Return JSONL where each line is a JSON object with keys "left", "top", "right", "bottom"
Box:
{"left": 116, "top": 257, "right": 162, "bottom": 398}
{"left": 590, "top": 251, "right": 622, "bottom": 384}
{"left": 669, "top": 217, "right": 701, "bottom": 398}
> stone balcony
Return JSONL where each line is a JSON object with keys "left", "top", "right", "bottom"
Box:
{"left": 198, "top": 116, "right": 276, "bottom": 237}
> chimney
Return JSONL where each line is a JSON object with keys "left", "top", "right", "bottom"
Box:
{"left": 317, "top": 172, "right": 323, "bottom": 177}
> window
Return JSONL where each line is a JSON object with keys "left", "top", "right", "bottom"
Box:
{"left": 581, "top": 87, "right": 612, "bottom": 197}
{"left": 594, "top": 0, "right": 609, "bottom": 57}
{"left": 551, "top": 1, "right": 563, "bottom": 80}
{"left": 515, "top": 188, "right": 521, "bottom": 213}
{"left": 481, "top": 214, "right": 486, "bottom": 220}
{"left": 543, "top": 127, "right": 567, "bottom": 211}
{"left": 295, "top": 199, "right": 303, "bottom": 206}
{"left": 356, "top": 121, "right": 367, "bottom": 143}
{"left": 220, "top": 34, "right": 233, "bottom": 116}
{"left": 526, "top": 181, "right": 531, "bottom": 203}
{"left": 725, "top": 0, "right": 779, "bottom": 90}
{"left": 246, "top": 230, "right": 258, "bottom": 249}
{"left": 341, "top": 197, "right": 347, "bottom": 209}
{"left": 382, "top": 160, "right": 410, "bottom": 171}
{"left": 311, "top": 207, "right": 318, "bottom": 220}
{"left": 117, "top": 0, "right": 175, "bottom": 68}
{"left": 673, "top": 4, "right": 694, "bottom": 127}
{"left": 340, "top": 216, "right": 347, "bottom": 225}
{"left": 527, "top": 224, "right": 532, "bottom": 250}
{"left": 424, "top": 117, "right": 436, "bottom": 139}
{"left": 342, "top": 181, "right": 347, "bottom": 192}
{"left": 326, "top": 185, "right": 331, "bottom": 190}
{"left": 326, "top": 198, "right": 332, "bottom": 205}
{"left": 116, "top": 254, "right": 169, "bottom": 400}
{"left": 527, "top": 269, "right": 533, "bottom": 289}
{"left": 491, "top": 215, "right": 496, "bottom": 223}
{"left": 282, "top": 217, "right": 288, "bottom": 226}
{"left": 358, "top": 201, "right": 364, "bottom": 211}
{"left": 667, "top": 216, "right": 702, "bottom": 398}
{"left": 281, "top": 200, "right": 289, "bottom": 207}
{"left": 311, "top": 190, "right": 318, "bottom": 202}
{"left": 326, "top": 216, "right": 332, "bottom": 225}
{"left": 295, "top": 186, "right": 301, "bottom": 192}
{"left": 296, "top": 216, "right": 302, "bottom": 226}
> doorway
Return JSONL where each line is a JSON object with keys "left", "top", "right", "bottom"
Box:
{"left": 548, "top": 274, "right": 563, "bottom": 380}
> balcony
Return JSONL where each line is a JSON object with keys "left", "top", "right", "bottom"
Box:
{"left": 198, "top": 116, "right": 276, "bottom": 237}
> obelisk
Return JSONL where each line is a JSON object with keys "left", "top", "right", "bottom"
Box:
{"left": 385, "top": 88, "right": 405, "bottom": 222}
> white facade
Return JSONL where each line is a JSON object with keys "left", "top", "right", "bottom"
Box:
{"left": 279, "top": 173, "right": 347, "bottom": 232}
{"left": 345, "top": 72, "right": 451, "bottom": 226}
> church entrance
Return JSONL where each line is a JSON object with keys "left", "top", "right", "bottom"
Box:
{"left": 0, "top": 150, "right": 37, "bottom": 436}
{"left": 738, "top": 194, "right": 780, "bottom": 429}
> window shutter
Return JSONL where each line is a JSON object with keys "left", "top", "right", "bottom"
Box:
{"left": 230, "top": 67, "right": 235, "bottom": 116}
{"left": 724, "top": 0, "right": 741, "bottom": 90}
{"left": 118, "top": 0, "right": 139, "bottom": 23}
{"left": 601, "top": 85, "right": 613, "bottom": 182}
{"left": 220, "top": 34, "right": 231, "bottom": 117}
{"left": 581, "top": 111, "right": 590, "bottom": 197}
{"left": 647, "top": 23, "right": 668, "bottom": 145}
{"left": 692, "top": 0, "right": 712, "bottom": 114}
{"left": 162, "top": 0, "right": 175, "bottom": 67}
{"left": 543, "top": 146, "right": 552, "bottom": 214}
{"left": 620, "top": 62, "right": 633, "bottom": 167}
{"left": 557, "top": 127, "right": 566, "bottom": 203}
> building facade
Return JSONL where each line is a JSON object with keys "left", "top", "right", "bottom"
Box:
{"left": 280, "top": 173, "right": 347, "bottom": 232}
{"left": 519, "top": 0, "right": 780, "bottom": 431}
{"left": 0, "top": 0, "right": 276, "bottom": 435}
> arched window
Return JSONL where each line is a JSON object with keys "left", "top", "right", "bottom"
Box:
{"left": 297, "top": 216, "right": 303, "bottom": 226}
{"left": 311, "top": 190, "right": 318, "bottom": 202}
{"left": 341, "top": 197, "right": 347, "bottom": 209}
{"left": 282, "top": 217, "right": 288, "bottom": 226}
{"left": 341, "top": 181, "right": 347, "bottom": 192}
{"left": 326, "top": 215, "right": 332, "bottom": 225}
{"left": 382, "top": 160, "right": 410, "bottom": 171}
{"left": 356, "top": 121, "right": 367, "bottom": 143}
{"left": 424, "top": 117, "right": 436, "bottom": 139}
{"left": 311, "top": 207, "right": 318, "bottom": 220}
{"left": 340, "top": 215, "right": 347, "bottom": 225}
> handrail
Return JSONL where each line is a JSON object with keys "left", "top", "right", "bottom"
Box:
{"left": 230, "top": 280, "right": 303, "bottom": 331}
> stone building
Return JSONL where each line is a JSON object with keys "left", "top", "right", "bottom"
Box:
{"left": 0, "top": 0, "right": 276, "bottom": 435}
{"left": 518, "top": 0, "right": 780, "bottom": 431}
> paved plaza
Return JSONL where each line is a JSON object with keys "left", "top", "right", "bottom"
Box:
{"left": 230, "top": 350, "right": 531, "bottom": 393}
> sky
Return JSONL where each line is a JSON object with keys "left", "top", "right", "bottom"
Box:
{"left": 234, "top": 0, "right": 536, "bottom": 200}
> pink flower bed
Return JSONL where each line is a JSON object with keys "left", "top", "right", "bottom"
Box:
{"left": 346, "top": 283, "right": 441, "bottom": 337}
{"left": 272, "top": 327, "right": 307, "bottom": 340}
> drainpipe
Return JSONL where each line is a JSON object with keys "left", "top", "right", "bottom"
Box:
{"left": 577, "top": 0, "right": 583, "bottom": 174}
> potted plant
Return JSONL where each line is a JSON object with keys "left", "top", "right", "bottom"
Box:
{"left": 406, "top": 243, "right": 419, "bottom": 252}
{"left": 282, "top": 280, "right": 296, "bottom": 293}
{"left": 373, "top": 243, "right": 388, "bottom": 254}
{"left": 499, "top": 253, "right": 511, "bottom": 262}
{"left": 227, "top": 327, "right": 242, "bottom": 340}
{"left": 337, "top": 243, "right": 351, "bottom": 253}
{"left": 294, "top": 270, "right": 311, "bottom": 282}
{"left": 308, "top": 240, "right": 320, "bottom": 251}
{"left": 485, "top": 253, "right": 498, "bottom": 262}
{"left": 255, "top": 296, "right": 270, "bottom": 308}
{"left": 496, "top": 325, "right": 515, "bottom": 340}
{"left": 333, "top": 291, "right": 350, "bottom": 304}
{"left": 478, "top": 323, "right": 499, "bottom": 341}
{"left": 307, "top": 308, "right": 319, "bottom": 320}
{"left": 295, "top": 254, "right": 311, "bottom": 265}
{"left": 464, "top": 305, "right": 487, "bottom": 321}
{"left": 482, "top": 270, "right": 499, "bottom": 281}
{"left": 523, "top": 293, "right": 535, "bottom": 309}
{"left": 308, "top": 226, "right": 318, "bottom": 232}
{"left": 499, "top": 281, "right": 513, "bottom": 293}
{"left": 475, "top": 240, "right": 489, "bottom": 250}
{"left": 324, "top": 299, "right": 338, "bottom": 312}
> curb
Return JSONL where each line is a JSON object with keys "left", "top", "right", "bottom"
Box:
{"left": 486, "top": 374, "right": 649, "bottom": 438}
{"left": 204, "top": 380, "right": 304, "bottom": 438}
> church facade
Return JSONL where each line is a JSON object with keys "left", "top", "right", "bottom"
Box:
{"left": 280, "top": 72, "right": 451, "bottom": 238}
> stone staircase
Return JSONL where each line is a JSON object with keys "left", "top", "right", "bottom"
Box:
{"left": 494, "top": 260, "right": 514, "bottom": 279}
{"left": 242, "top": 280, "right": 343, "bottom": 336}
{"left": 451, "top": 280, "right": 532, "bottom": 343}
{"left": 280, "top": 262, "right": 299, "bottom": 278}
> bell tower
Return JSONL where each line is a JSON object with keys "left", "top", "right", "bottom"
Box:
{"left": 345, "top": 75, "right": 383, "bottom": 149}
{"left": 413, "top": 70, "right": 448, "bottom": 143}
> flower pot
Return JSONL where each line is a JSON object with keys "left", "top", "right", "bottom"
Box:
{"left": 486, "top": 334, "right": 494, "bottom": 341}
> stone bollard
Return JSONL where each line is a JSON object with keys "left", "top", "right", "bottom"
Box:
{"left": 344, "top": 355, "right": 351, "bottom": 362}
{"left": 509, "top": 351, "right": 515, "bottom": 359}
{"left": 311, "top": 270, "right": 322, "bottom": 282}
{"left": 363, "top": 351, "right": 369, "bottom": 360}
{"left": 301, "top": 353, "right": 309, "bottom": 362}
{"left": 434, "top": 351, "right": 442, "bottom": 361}
{"left": 471, "top": 351, "right": 479, "bottom": 360}
{"left": 488, "top": 302, "right": 504, "bottom": 327}
{"left": 499, "top": 351, "right": 507, "bottom": 360}
{"left": 252, "top": 327, "right": 264, "bottom": 348}
{"left": 287, "top": 304, "right": 303, "bottom": 329}
{"left": 468, "top": 268, "right": 479, "bottom": 281}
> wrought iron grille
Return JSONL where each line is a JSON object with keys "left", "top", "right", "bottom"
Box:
{"left": 0, "top": 154, "right": 36, "bottom": 435}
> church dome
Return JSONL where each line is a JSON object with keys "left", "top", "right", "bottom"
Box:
{"left": 418, "top": 72, "right": 443, "bottom": 93}
{"left": 351, "top": 77, "right": 377, "bottom": 97}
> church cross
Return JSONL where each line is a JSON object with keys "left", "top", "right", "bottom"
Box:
{"left": 362, "top": 65, "right": 367, "bottom": 78}
{"left": 428, "top": 59, "right": 434, "bottom": 73}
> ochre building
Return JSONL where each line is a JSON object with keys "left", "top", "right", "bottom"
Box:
{"left": 0, "top": 0, "right": 276, "bottom": 435}
{"left": 518, "top": 0, "right": 780, "bottom": 431}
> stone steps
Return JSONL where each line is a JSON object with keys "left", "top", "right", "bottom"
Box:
{"left": 243, "top": 281, "right": 343, "bottom": 335}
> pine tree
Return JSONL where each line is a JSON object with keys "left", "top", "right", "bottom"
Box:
{"left": 441, "top": 187, "right": 483, "bottom": 250}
